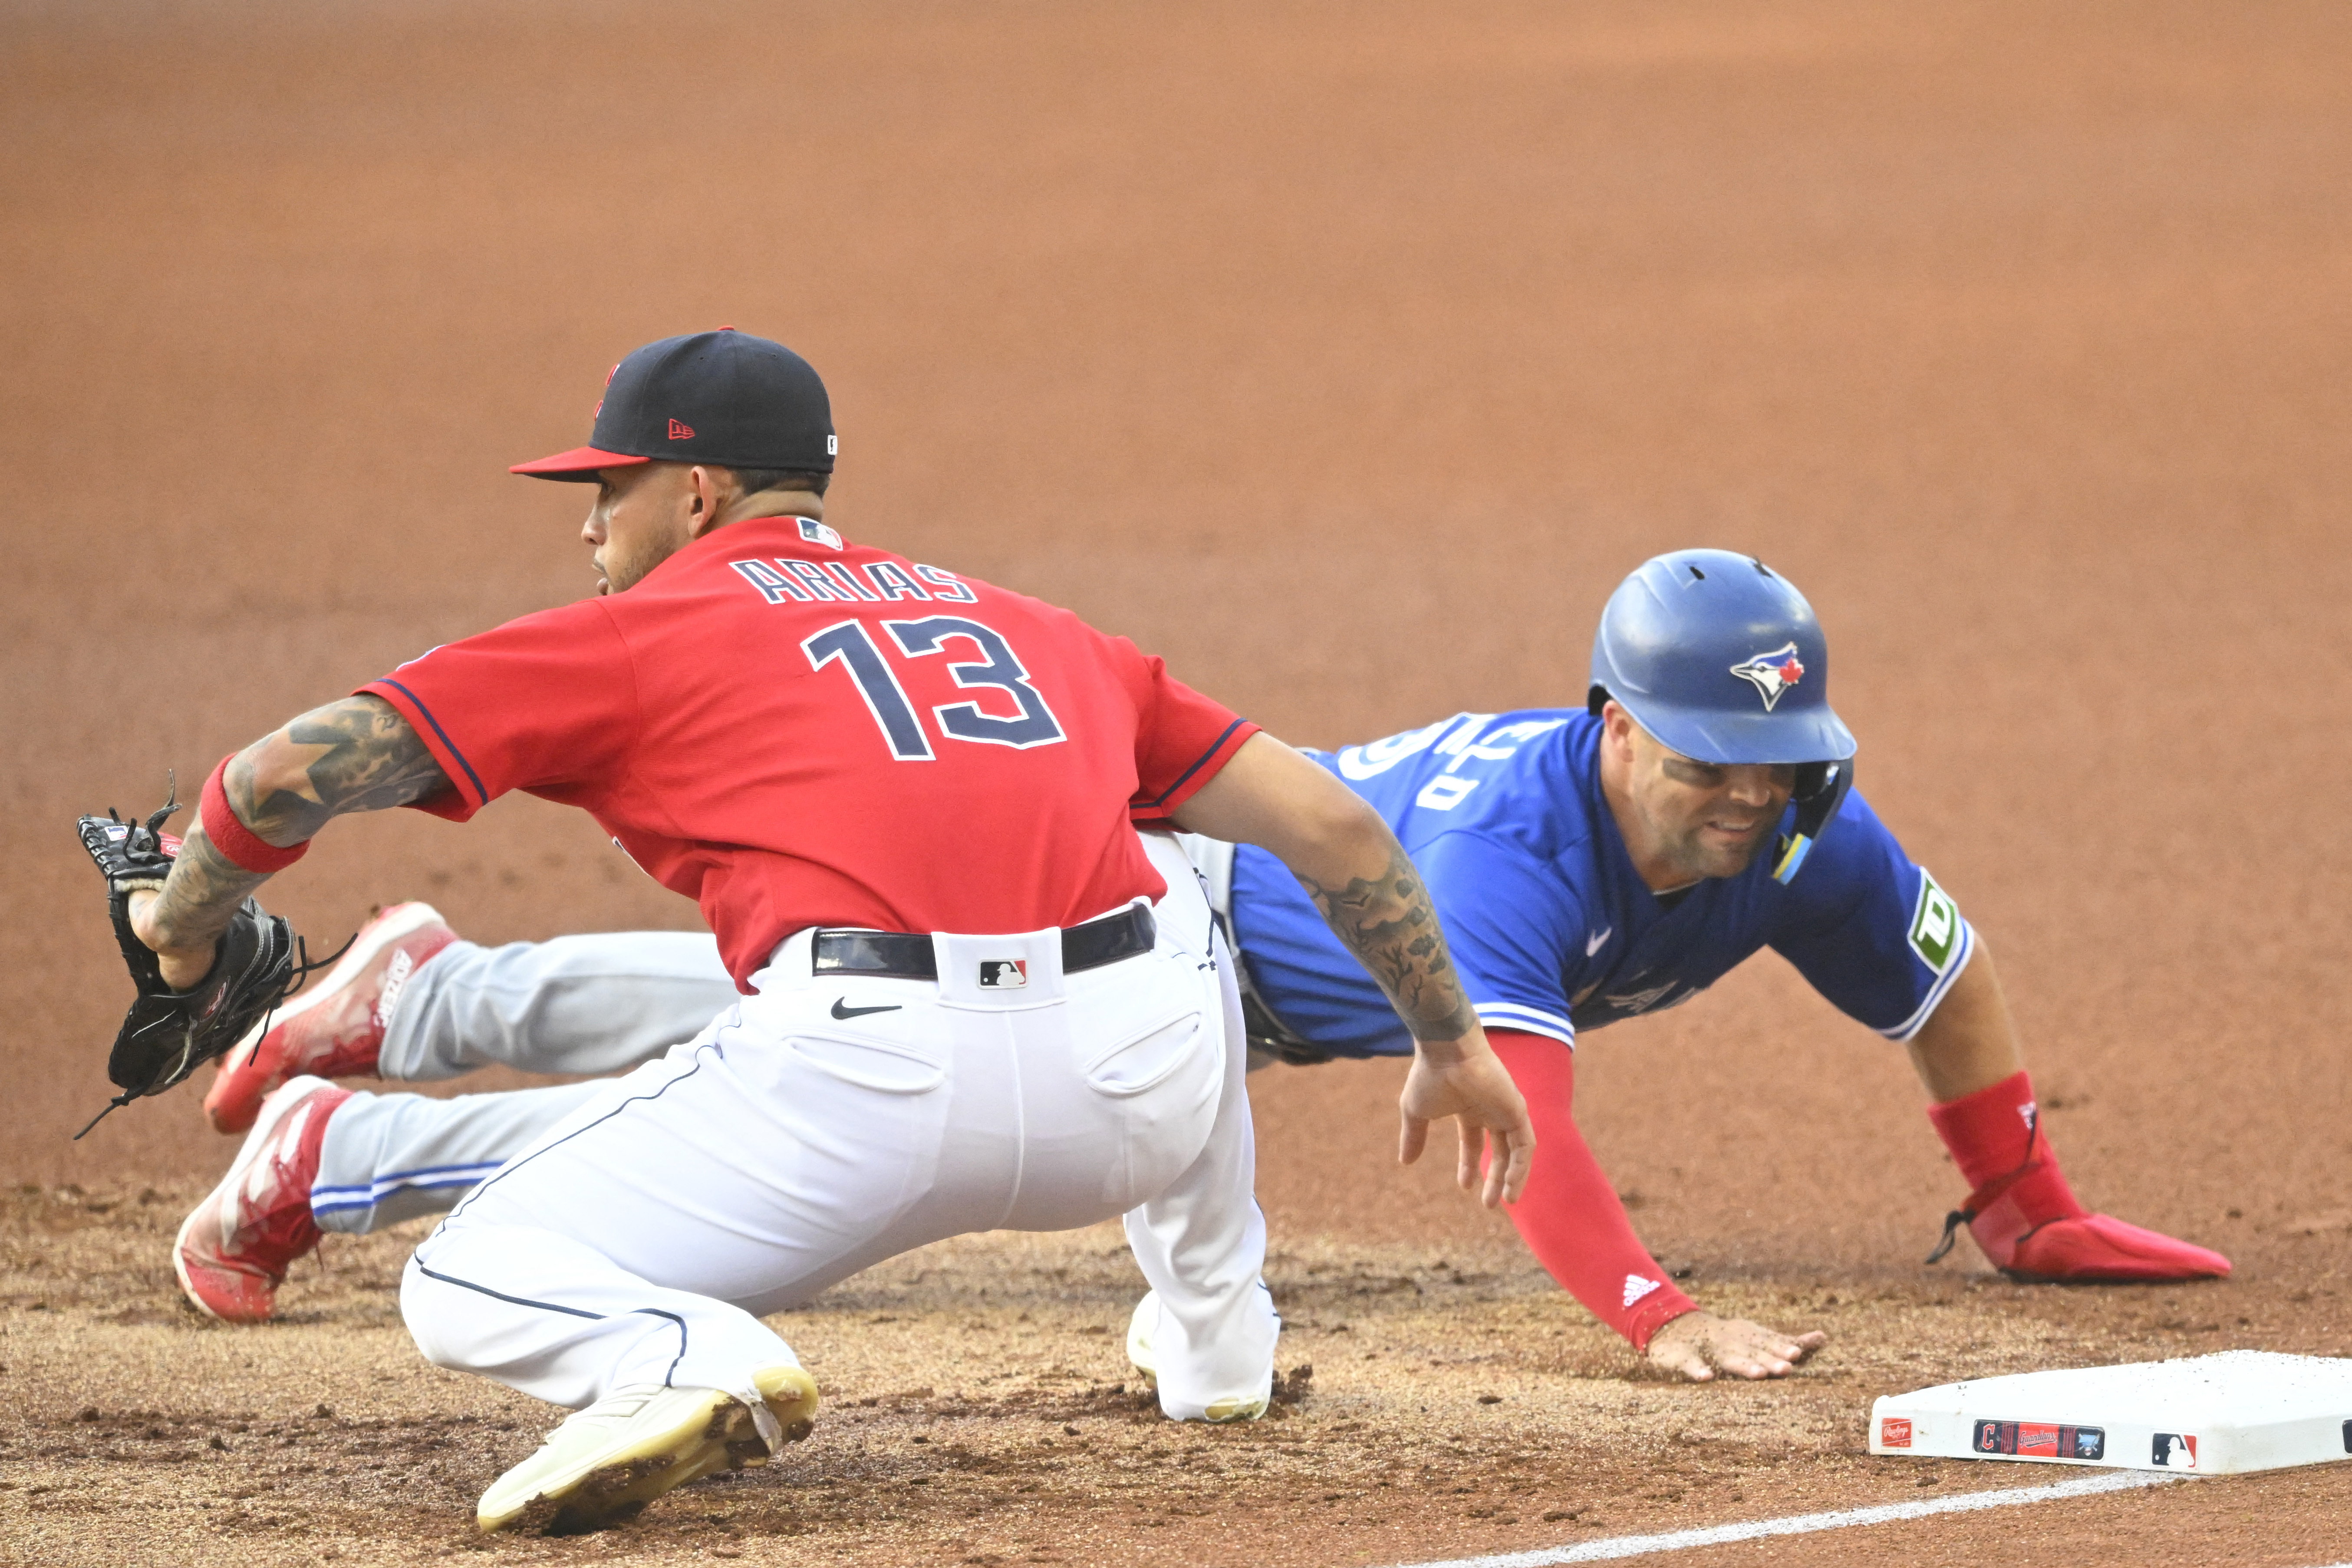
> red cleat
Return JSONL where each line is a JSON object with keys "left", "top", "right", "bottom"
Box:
{"left": 175, "top": 1077, "right": 352, "bottom": 1323}
{"left": 204, "top": 902, "right": 457, "bottom": 1135}
{"left": 2002, "top": 1213, "right": 2233, "bottom": 1284}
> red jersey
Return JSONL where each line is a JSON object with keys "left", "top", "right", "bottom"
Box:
{"left": 359, "top": 514, "right": 1257, "bottom": 988}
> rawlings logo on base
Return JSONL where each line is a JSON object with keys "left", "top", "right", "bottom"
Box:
{"left": 1880, "top": 1417, "right": 1912, "bottom": 1448}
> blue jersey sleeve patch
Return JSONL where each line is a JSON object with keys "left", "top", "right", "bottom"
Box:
{"left": 1766, "top": 790, "right": 1976, "bottom": 1041}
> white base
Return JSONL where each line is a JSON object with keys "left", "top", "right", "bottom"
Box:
{"left": 1871, "top": 1351, "right": 2352, "bottom": 1475}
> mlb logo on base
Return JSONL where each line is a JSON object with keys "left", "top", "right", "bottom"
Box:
{"left": 1879, "top": 1418, "right": 1912, "bottom": 1449}
{"left": 2152, "top": 1433, "right": 2198, "bottom": 1468}
{"left": 979, "top": 959, "right": 1029, "bottom": 990}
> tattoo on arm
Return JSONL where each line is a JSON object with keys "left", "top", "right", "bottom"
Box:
{"left": 230, "top": 695, "right": 451, "bottom": 844}
{"left": 138, "top": 825, "right": 273, "bottom": 956}
{"left": 1297, "top": 835, "right": 1481, "bottom": 1044}
{"left": 142, "top": 696, "right": 450, "bottom": 956}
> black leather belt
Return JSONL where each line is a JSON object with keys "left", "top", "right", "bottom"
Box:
{"left": 1239, "top": 974, "right": 1330, "bottom": 1064}
{"left": 812, "top": 904, "right": 1156, "bottom": 982}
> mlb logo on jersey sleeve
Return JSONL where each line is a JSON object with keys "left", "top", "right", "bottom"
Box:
{"left": 797, "top": 516, "right": 844, "bottom": 550}
{"left": 979, "top": 959, "right": 1029, "bottom": 990}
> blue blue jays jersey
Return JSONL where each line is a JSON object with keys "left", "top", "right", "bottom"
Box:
{"left": 1229, "top": 709, "right": 1973, "bottom": 1057}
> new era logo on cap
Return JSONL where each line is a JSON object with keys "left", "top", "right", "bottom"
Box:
{"left": 668, "top": 418, "right": 695, "bottom": 440}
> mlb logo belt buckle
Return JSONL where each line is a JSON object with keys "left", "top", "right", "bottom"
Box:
{"left": 978, "top": 959, "right": 1029, "bottom": 990}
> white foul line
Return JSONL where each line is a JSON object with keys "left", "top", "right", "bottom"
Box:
{"left": 1387, "top": 1469, "right": 2175, "bottom": 1568}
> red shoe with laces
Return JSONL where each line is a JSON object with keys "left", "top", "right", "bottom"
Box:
{"left": 204, "top": 902, "right": 457, "bottom": 1134}
{"left": 175, "top": 1076, "right": 352, "bottom": 1323}
{"left": 2001, "top": 1213, "right": 2232, "bottom": 1283}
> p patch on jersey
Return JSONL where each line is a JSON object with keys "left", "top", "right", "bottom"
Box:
{"left": 1908, "top": 870, "right": 1963, "bottom": 973}
{"left": 978, "top": 959, "right": 1029, "bottom": 990}
{"left": 1728, "top": 642, "right": 1806, "bottom": 711}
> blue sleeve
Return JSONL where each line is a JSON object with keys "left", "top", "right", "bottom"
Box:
{"left": 1414, "top": 833, "right": 1583, "bottom": 1048}
{"left": 1766, "top": 790, "right": 1974, "bottom": 1041}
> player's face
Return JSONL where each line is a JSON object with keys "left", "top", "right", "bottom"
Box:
{"left": 1621, "top": 722, "right": 1797, "bottom": 882}
{"left": 582, "top": 464, "right": 695, "bottom": 595}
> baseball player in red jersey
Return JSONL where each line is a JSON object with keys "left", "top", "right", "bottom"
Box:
{"left": 123, "top": 330, "right": 1533, "bottom": 1534}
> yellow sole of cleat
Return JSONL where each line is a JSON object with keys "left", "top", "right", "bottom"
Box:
{"left": 478, "top": 1366, "right": 820, "bottom": 1535}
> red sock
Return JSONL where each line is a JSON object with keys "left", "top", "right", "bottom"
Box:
{"left": 1924, "top": 1071, "right": 2083, "bottom": 1268}
{"left": 1488, "top": 1031, "right": 1695, "bottom": 1351}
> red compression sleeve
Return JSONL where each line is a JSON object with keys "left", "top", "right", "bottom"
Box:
{"left": 1489, "top": 1030, "right": 1696, "bottom": 1351}
{"left": 1925, "top": 1070, "right": 2084, "bottom": 1262}
{"left": 200, "top": 756, "right": 310, "bottom": 874}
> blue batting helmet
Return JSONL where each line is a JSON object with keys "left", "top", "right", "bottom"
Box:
{"left": 1588, "top": 550, "right": 1857, "bottom": 882}
{"left": 1588, "top": 549, "right": 1855, "bottom": 765}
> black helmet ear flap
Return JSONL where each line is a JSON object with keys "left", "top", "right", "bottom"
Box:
{"left": 1772, "top": 759, "right": 1854, "bottom": 885}
{"left": 1587, "top": 683, "right": 1611, "bottom": 718}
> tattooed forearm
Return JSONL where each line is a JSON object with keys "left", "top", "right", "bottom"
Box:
{"left": 135, "top": 697, "right": 450, "bottom": 965}
{"left": 229, "top": 695, "right": 451, "bottom": 845}
{"left": 138, "top": 823, "right": 273, "bottom": 957}
{"left": 1297, "top": 836, "right": 1481, "bottom": 1046}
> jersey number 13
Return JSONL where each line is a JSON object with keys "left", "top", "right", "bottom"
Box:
{"left": 803, "top": 616, "right": 1066, "bottom": 760}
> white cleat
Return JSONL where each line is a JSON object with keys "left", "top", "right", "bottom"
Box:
{"left": 476, "top": 1364, "right": 819, "bottom": 1534}
{"left": 1126, "top": 1290, "right": 1268, "bottom": 1423}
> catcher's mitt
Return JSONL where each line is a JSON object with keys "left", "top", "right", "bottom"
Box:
{"left": 75, "top": 788, "right": 323, "bottom": 1137}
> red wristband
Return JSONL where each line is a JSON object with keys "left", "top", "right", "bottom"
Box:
{"left": 201, "top": 756, "right": 310, "bottom": 873}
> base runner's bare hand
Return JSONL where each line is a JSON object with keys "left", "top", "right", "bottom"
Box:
{"left": 1398, "top": 1046, "right": 1535, "bottom": 1208}
{"left": 1645, "top": 1311, "right": 1826, "bottom": 1382}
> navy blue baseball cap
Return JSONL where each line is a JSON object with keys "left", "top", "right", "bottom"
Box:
{"left": 511, "top": 328, "right": 836, "bottom": 481}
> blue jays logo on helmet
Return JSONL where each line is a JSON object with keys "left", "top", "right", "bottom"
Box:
{"left": 1728, "top": 642, "right": 1806, "bottom": 712}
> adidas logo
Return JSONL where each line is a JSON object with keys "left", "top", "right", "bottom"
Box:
{"left": 373, "top": 949, "right": 416, "bottom": 1031}
{"left": 668, "top": 418, "right": 695, "bottom": 440}
{"left": 1622, "top": 1274, "right": 1661, "bottom": 1308}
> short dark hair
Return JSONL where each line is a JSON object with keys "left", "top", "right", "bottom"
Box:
{"left": 726, "top": 466, "right": 830, "bottom": 498}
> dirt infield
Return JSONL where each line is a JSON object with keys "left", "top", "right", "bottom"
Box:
{"left": 4, "top": 0, "right": 2350, "bottom": 1561}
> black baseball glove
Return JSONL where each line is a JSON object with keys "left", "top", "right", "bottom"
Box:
{"left": 75, "top": 790, "right": 309, "bottom": 1135}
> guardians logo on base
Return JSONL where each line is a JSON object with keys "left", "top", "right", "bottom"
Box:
{"left": 1973, "top": 1419, "right": 2106, "bottom": 1461}
{"left": 979, "top": 959, "right": 1029, "bottom": 990}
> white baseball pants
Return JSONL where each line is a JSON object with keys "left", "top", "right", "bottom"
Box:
{"left": 313, "top": 836, "right": 1259, "bottom": 1235}
{"left": 397, "top": 835, "right": 1276, "bottom": 1422}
